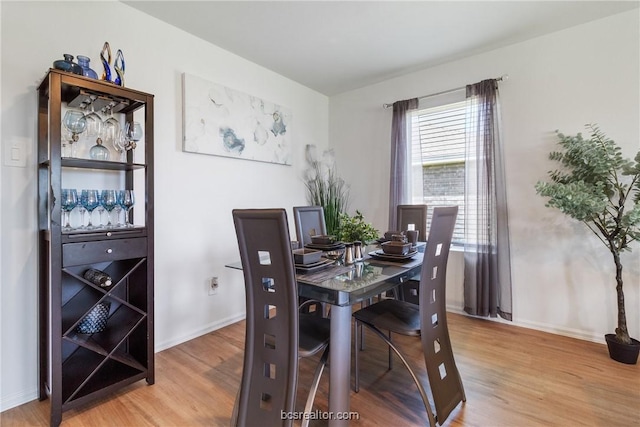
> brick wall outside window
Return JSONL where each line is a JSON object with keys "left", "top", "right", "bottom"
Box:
{"left": 421, "top": 161, "right": 465, "bottom": 243}
{"left": 410, "top": 99, "right": 467, "bottom": 243}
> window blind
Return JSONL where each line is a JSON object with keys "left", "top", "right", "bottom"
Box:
{"left": 411, "top": 101, "right": 466, "bottom": 164}
{"left": 410, "top": 101, "right": 466, "bottom": 243}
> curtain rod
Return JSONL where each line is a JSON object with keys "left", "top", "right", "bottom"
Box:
{"left": 382, "top": 74, "right": 509, "bottom": 109}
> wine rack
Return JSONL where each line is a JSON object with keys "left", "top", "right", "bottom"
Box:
{"left": 37, "top": 69, "right": 154, "bottom": 427}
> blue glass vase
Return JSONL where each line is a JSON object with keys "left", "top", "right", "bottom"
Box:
{"left": 77, "top": 55, "right": 98, "bottom": 79}
{"left": 53, "top": 54, "right": 83, "bottom": 75}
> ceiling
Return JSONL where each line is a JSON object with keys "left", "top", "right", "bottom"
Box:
{"left": 123, "top": 1, "right": 639, "bottom": 96}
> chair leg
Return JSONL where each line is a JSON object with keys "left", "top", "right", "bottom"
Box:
{"left": 321, "top": 302, "right": 328, "bottom": 318}
{"left": 302, "top": 345, "right": 330, "bottom": 427}
{"left": 230, "top": 388, "right": 240, "bottom": 427}
{"left": 361, "top": 323, "right": 437, "bottom": 427}
{"left": 460, "top": 375, "right": 467, "bottom": 402}
{"left": 359, "top": 299, "right": 372, "bottom": 351}
{"left": 354, "top": 319, "right": 360, "bottom": 393}
{"left": 388, "top": 331, "right": 393, "bottom": 370}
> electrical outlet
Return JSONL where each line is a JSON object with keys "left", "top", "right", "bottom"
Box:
{"left": 209, "top": 277, "right": 219, "bottom": 295}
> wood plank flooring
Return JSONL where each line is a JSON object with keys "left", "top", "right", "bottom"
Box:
{"left": 2, "top": 312, "right": 639, "bottom": 426}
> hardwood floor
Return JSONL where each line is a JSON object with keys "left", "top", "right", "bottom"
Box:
{"left": 3, "top": 312, "right": 639, "bottom": 426}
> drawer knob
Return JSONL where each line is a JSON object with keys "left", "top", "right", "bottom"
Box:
{"left": 106, "top": 232, "right": 112, "bottom": 237}
{"left": 106, "top": 248, "right": 113, "bottom": 254}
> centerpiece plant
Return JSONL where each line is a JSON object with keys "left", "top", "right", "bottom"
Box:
{"left": 535, "top": 124, "right": 640, "bottom": 363}
{"left": 303, "top": 145, "right": 349, "bottom": 236}
{"left": 336, "top": 210, "right": 379, "bottom": 244}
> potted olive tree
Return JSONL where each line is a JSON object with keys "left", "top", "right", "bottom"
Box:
{"left": 535, "top": 124, "right": 640, "bottom": 364}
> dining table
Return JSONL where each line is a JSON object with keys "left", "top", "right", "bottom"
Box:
{"left": 227, "top": 245, "right": 424, "bottom": 427}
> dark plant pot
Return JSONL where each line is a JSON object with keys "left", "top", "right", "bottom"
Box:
{"left": 604, "top": 334, "right": 640, "bottom": 364}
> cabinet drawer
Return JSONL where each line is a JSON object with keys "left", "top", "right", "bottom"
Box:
{"left": 63, "top": 238, "right": 147, "bottom": 267}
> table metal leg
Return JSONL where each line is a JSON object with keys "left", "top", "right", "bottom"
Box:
{"left": 328, "top": 304, "right": 351, "bottom": 427}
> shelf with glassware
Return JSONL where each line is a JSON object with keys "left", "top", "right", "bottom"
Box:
{"left": 37, "top": 69, "right": 154, "bottom": 427}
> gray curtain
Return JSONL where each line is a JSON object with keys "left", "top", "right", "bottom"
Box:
{"left": 463, "top": 79, "right": 512, "bottom": 320}
{"left": 388, "top": 98, "right": 418, "bottom": 230}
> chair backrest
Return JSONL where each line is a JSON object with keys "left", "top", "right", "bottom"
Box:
{"left": 293, "top": 206, "right": 327, "bottom": 246}
{"left": 232, "top": 209, "right": 299, "bottom": 427}
{"left": 397, "top": 204, "right": 427, "bottom": 241}
{"left": 418, "top": 206, "right": 464, "bottom": 424}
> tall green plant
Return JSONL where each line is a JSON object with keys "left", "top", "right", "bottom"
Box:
{"left": 535, "top": 125, "right": 640, "bottom": 345}
{"left": 304, "top": 145, "right": 350, "bottom": 236}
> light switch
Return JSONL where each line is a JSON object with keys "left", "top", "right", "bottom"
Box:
{"left": 3, "top": 137, "right": 28, "bottom": 168}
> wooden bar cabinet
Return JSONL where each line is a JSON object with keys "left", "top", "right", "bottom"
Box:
{"left": 37, "top": 69, "right": 154, "bottom": 426}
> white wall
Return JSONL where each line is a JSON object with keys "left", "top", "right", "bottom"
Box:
{"left": 0, "top": 1, "right": 328, "bottom": 411}
{"left": 330, "top": 10, "right": 640, "bottom": 342}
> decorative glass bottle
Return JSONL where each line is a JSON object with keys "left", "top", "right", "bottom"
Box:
{"left": 100, "top": 41, "right": 112, "bottom": 82}
{"left": 76, "top": 55, "right": 98, "bottom": 79}
{"left": 114, "top": 49, "right": 125, "bottom": 86}
{"left": 89, "top": 138, "right": 110, "bottom": 160}
{"left": 53, "top": 54, "right": 83, "bottom": 75}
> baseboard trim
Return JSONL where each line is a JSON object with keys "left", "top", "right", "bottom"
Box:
{"left": 446, "top": 305, "right": 605, "bottom": 344}
{"left": 154, "top": 312, "right": 246, "bottom": 352}
{"left": 0, "top": 390, "right": 38, "bottom": 413}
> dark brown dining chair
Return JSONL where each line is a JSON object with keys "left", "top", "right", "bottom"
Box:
{"left": 231, "top": 209, "right": 330, "bottom": 427}
{"left": 293, "top": 205, "right": 330, "bottom": 317}
{"left": 394, "top": 204, "right": 427, "bottom": 302}
{"left": 357, "top": 205, "right": 428, "bottom": 345}
{"left": 293, "top": 206, "right": 327, "bottom": 246}
{"left": 397, "top": 204, "right": 428, "bottom": 241}
{"left": 353, "top": 206, "right": 465, "bottom": 426}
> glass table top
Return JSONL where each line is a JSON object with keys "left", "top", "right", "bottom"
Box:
{"left": 226, "top": 252, "right": 423, "bottom": 307}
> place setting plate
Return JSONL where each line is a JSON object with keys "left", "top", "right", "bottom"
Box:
{"left": 368, "top": 249, "right": 419, "bottom": 262}
{"left": 295, "top": 258, "right": 335, "bottom": 273}
{"left": 305, "top": 242, "right": 345, "bottom": 251}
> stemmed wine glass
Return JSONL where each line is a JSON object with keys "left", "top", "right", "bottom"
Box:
{"left": 62, "top": 111, "right": 87, "bottom": 158}
{"left": 83, "top": 96, "right": 103, "bottom": 138}
{"left": 100, "top": 190, "right": 117, "bottom": 228}
{"left": 114, "top": 192, "right": 124, "bottom": 227}
{"left": 124, "top": 121, "right": 143, "bottom": 151}
{"left": 82, "top": 189, "right": 100, "bottom": 230}
{"left": 113, "top": 132, "right": 127, "bottom": 161}
{"left": 119, "top": 190, "right": 135, "bottom": 227}
{"left": 61, "top": 188, "right": 78, "bottom": 231}
{"left": 77, "top": 190, "right": 88, "bottom": 229}
{"left": 96, "top": 193, "right": 106, "bottom": 228}
{"left": 103, "top": 103, "right": 123, "bottom": 161}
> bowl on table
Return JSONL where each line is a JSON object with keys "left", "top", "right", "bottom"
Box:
{"left": 310, "top": 234, "right": 336, "bottom": 245}
{"left": 383, "top": 230, "right": 403, "bottom": 241}
{"left": 381, "top": 241, "right": 412, "bottom": 255}
{"left": 324, "top": 248, "right": 345, "bottom": 263}
{"left": 293, "top": 248, "right": 323, "bottom": 265}
{"left": 391, "top": 234, "right": 407, "bottom": 243}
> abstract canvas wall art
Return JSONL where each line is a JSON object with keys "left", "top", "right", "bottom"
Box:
{"left": 182, "top": 73, "right": 292, "bottom": 165}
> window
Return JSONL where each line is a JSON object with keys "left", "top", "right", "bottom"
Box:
{"left": 409, "top": 99, "right": 466, "bottom": 243}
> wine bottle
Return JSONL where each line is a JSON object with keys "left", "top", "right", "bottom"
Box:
{"left": 83, "top": 268, "right": 113, "bottom": 287}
